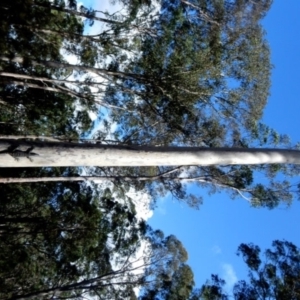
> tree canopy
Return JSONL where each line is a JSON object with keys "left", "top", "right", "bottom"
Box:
{"left": 1, "top": 0, "right": 299, "bottom": 299}
{"left": 0, "top": 177, "right": 198, "bottom": 299}
{"left": 2, "top": 0, "right": 295, "bottom": 210}
{"left": 198, "top": 240, "right": 300, "bottom": 300}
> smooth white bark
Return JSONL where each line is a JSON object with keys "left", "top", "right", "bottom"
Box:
{"left": 0, "top": 140, "right": 300, "bottom": 167}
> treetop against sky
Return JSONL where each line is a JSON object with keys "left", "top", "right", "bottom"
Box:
{"left": 1, "top": 0, "right": 300, "bottom": 298}
{"left": 1, "top": 0, "right": 298, "bottom": 210}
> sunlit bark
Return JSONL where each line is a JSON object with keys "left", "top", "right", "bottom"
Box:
{"left": 0, "top": 139, "right": 299, "bottom": 167}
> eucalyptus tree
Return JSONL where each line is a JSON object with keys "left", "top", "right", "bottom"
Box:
{"left": 106, "top": 0, "right": 272, "bottom": 145}
{"left": 0, "top": 0, "right": 95, "bottom": 137}
{"left": 141, "top": 262, "right": 195, "bottom": 300}
{"left": 0, "top": 0, "right": 164, "bottom": 140}
{"left": 94, "top": 0, "right": 293, "bottom": 208}
{"left": 1, "top": 139, "right": 300, "bottom": 209}
{"left": 0, "top": 0, "right": 272, "bottom": 139}
{"left": 1, "top": 0, "right": 297, "bottom": 209}
{"left": 0, "top": 177, "right": 197, "bottom": 299}
{"left": 198, "top": 240, "right": 300, "bottom": 300}
{"left": 0, "top": 0, "right": 157, "bottom": 100}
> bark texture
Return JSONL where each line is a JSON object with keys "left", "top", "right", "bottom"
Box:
{"left": 0, "top": 139, "right": 300, "bottom": 167}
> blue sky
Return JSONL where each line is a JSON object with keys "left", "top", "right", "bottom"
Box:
{"left": 149, "top": 0, "right": 300, "bottom": 290}
{"left": 80, "top": 0, "right": 300, "bottom": 292}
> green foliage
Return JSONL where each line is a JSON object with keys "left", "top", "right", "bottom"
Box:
{"left": 108, "top": 0, "right": 272, "bottom": 146}
{"left": 1, "top": 0, "right": 299, "bottom": 298}
{"left": 0, "top": 177, "right": 199, "bottom": 299}
{"left": 92, "top": 0, "right": 291, "bottom": 209}
{"left": 199, "top": 240, "right": 300, "bottom": 300}
{"left": 139, "top": 233, "right": 196, "bottom": 300}
{"left": 0, "top": 182, "right": 121, "bottom": 297}
{"left": 1, "top": 0, "right": 296, "bottom": 211}
{"left": 0, "top": 0, "right": 94, "bottom": 137}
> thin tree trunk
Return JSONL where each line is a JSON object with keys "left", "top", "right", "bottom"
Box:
{"left": 33, "top": 1, "right": 156, "bottom": 34}
{"left": 0, "top": 56, "right": 142, "bottom": 81}
{"left": 0, "top": 171, "right": 184, "bottom": 183}
{"left": 0, "top": 135, "right": 67, "bottom": 141}
{"left": 1, "top": 80, "right": 76, "bottom": 95}
{"left": 9, "top": 264, "right": 143, "bottom": 300}
{"left": 0, "top": 72, "right": 106, "bottom": 87}
{"left": 180, "top": 0, "right": 221, "bottom": 26}
{"left": 0, "top": 74, "right": 133, "bottom": 110}
{"left": 0, "top": 139, "right": 300, "bottom": 167}
{"left": 34, "top": 2, "right": 124, "bottom": 25}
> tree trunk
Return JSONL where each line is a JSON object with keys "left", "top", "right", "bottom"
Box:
{"left": 33, "top": 2, "right": 124, "bottom": 25}
{"left": 0, "top": 139, "right": 300, "bottom": 167}
{"left": 0, "top": 56, "right": 141, "bottom": 80}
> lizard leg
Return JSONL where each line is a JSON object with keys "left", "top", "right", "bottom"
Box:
{"left": 25, "top": 146, "right": 34, "bottom": 153}
{"left": 9, "top": 153, "right": 19, "bottom": 161}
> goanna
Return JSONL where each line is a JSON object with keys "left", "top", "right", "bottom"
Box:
{"left": 0, "top": 145, "right": 39, "bottom": 162}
